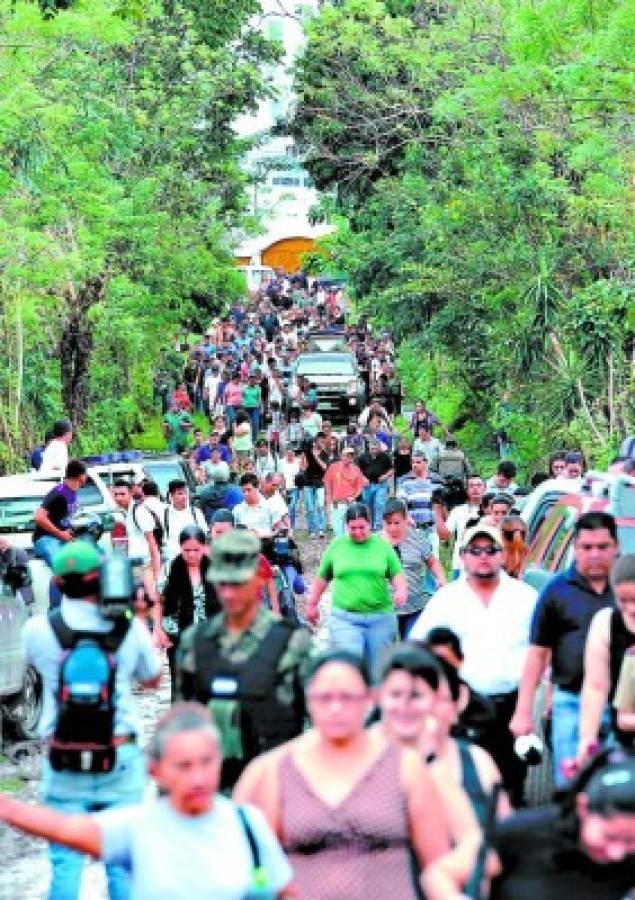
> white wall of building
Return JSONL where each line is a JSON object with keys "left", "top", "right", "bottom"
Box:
{"left": 234, "top": 0, "right": 330, "bottom": 265}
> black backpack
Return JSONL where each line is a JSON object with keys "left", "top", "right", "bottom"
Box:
{"left": 48, "top": 610, "right": 132, "bottom": 774}
{"left": 132, "top": 501, "right": 164, "bottom": 551}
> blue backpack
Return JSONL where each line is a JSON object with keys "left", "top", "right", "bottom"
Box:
{"left": 48, "top": 610, "right": 132, "bottom": 774}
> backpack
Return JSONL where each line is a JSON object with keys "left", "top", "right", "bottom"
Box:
{"left": 437, "top": 449, "right": 468, "bottom": 485}
{"left": 48, "top": 610, "right": 132, "bottom": 774}
{"left": 197, "top": 483, "right": 230, "bottom": 524}
{"left": 132, "top": 501, "right": 164, "bottom": 552}
{"left": 162, "top": 505, "right": 203, "bottom": 540}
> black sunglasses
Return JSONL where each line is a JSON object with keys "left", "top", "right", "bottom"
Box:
{"left": 465, "top": 546, "right": 500, "bottom": 557}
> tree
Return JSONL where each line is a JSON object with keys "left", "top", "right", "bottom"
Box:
{"left": 290, "top": 0, "right": 635, "bottom": 468}
{"left": 0, "top": 0, "right": 276, "bottom": 464}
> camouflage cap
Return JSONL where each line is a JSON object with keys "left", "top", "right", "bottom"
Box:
{"left": 206, "top": 529, "right": 260, "bottom": 584}
{"left": 52, "top": 540, "right": 103, "bottom": 576}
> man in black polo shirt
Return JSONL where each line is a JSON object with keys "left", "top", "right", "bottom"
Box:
{"left": 358, "top": 437, "right": 393, "bottom": 530}
{"left": 511, "top": 511, "right": 618, "bottom": 785}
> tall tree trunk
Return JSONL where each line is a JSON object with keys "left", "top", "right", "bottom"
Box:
{"left": 59, "top": 274, "right": 106, "bottom": 430}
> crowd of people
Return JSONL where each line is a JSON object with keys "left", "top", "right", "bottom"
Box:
{"left": 1, "top": 274, "right": 634, "bottom": 899}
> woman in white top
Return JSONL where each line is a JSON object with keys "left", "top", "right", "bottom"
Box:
{"left": 0, "top": 704, "right": 295, "bottom": 900}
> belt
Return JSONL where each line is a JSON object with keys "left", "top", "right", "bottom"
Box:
{"left": 485, "top": 690, "right": 518, "bottom": 704}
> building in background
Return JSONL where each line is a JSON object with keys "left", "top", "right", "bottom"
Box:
{"left": 233, "top": 0, "right": 330, "bottom": 274}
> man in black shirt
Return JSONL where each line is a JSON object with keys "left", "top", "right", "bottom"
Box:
{"left": 511, "top": 511, "right": 619, "bottom": 786}
{"left": 33, "top": 459, "right": 88, "bottom": 608}
{"left": 358, "top": 438, "right": 393, "bottom": 530}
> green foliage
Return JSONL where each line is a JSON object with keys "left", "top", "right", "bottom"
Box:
{"left": 291, "top": 0, "right": 635, "bottom": 471}
{"left": 0, "top": 0, "right": 275, "bottom": 468}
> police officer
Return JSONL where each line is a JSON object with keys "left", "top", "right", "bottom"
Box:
{"left": 176, "top": 529, "right": 313, "bottom": 790}
{"left": 22, "top": 541, "right": 161, "bottom": 900}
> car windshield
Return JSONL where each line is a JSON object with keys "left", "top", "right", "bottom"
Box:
{"left": 296, "top": 359, "right": 354, "bottom": 376}
{"left": 143, "top": 462, "right": 184, "bottom": 498}
{"left": 77, "top": 480, "right": 105, "bottom": 508}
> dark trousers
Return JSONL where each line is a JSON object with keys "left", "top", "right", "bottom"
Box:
{"left": 398, "top": 610, "right": 421, "bottom": 639}
{"left": 167, "top": 642, "right": 179, "bottom": 701}
{"left": 476, "top": 689, "right": 527, "bottom": 807}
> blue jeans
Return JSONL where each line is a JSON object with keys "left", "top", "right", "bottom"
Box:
{"left": 43, "top": 743, "right": 145, "bottom": 900}
{"left": 303, "top": 486, "right": 325, "bottom": 535}
{"left": 330, "top": 503, "right": 348, "bottom": 537}
{"left": 551, "top": 688, "right": 611, "bottom": 786}
{"left": 286, "top": 488, "right": 299, "bottom": 529}
{"left": 329, "top": 607, "right": 397, "bottom": 682}
{"left": 246, "top": 408, "right": 260, "bottom": 442}
{"left": 33, "top": 535, "right": 64, "bottom": 608}
{"left": 362, "top": 481, "right": 389, "bottom": 530}
{"left": 225, "top": 405, "right": 238, "bottom": 427}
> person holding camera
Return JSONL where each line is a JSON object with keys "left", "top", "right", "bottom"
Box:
{"left": 22, "top": 541, "right": 161, "bottom": 900}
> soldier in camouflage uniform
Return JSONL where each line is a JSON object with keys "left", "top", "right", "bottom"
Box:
{"left": 176, "top": 529, "right": 313, "bottom": 790}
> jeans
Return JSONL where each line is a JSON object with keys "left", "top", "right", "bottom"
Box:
{"left": 246, "top": 407, "right": 260, "bottom": 442}
{"left": 329, "top": 607, "right": 397, "bottom": 682}
{"left": 303, "top": 485, "right": 325, "bottom": 535}
{"left": 330, "top": 503, "right": 348, "bottom": 537}
{"left": 225, "top": 405, "right": 238, "bottom": 427}
{"left": 33, "top": 535, "right": 64, "bottom": 608}
{"left": 43, "top": 743, "right": 145, "bottom": 900}
{"left": 286, "top": 488, "right": 299, "bottom": 529}
{"left": 362, "top": 481, "right": 389, "bottom": 530}
{"left": 551, "top": 687, "right": 611, "bottom": 787}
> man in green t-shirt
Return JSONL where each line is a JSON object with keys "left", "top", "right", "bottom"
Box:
{"left": 163, "top": 399, "right": 193, "bottom": 453}
{"left": 241, "top": 373, "right": 262, "bottom": 443}
{"left": 306, "top": 502, "right": 407, "bottom": 680}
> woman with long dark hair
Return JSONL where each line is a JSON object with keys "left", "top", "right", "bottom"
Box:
{"left": 235, "top": 650, "right": 475, "bottom": 899}
{"left": 157, "top": 525, "right": 220, "bottom": 697}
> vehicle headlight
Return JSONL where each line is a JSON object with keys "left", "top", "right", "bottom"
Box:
{"left": 346, "top": 380, "right": 359, "bottom": 396}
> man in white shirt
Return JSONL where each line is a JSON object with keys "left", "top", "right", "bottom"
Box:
{"left": 233, "top": 473, "right": 277, "bottom": 538}
{"left": 39, "top": 419, "right": 73, "bottom": 474}
{"left": 436, "top": 473, "right": 486, "bottom": 577}
{"left": 254, "top": 440, "right": 277, "bottom": 479}
{"left": 411, "top": 524, "right": 538, "bottom": 806}
{"left": 112, "top": 481, "right": 162, "bottom": 601}
{"left": 162, "top": 479, "right": 207, "bottom": 565}
{"left": 202, "top": 364, "right": 222, "bottom": 414}
{"left": 261, "top": 474, "right": 291, "bottom": 534}
{"left": 19, "top": 540, "right": 160, "bottom": 897}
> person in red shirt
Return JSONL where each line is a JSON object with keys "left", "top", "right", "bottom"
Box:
{"left": 257, "top": 551, "right": 280, "bottom": 615}
{"left": 171, "top": 383, "right": 193, "bottom": 412}
{"left": 324, "top": 447, "right": 369, "bottom": 537}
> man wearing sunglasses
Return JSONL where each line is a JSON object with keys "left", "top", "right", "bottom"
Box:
{"left": 411, "top": 524, "right": 538, "bottom": 806}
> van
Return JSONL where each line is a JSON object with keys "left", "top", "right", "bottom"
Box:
{"left": 523, "top": 472, "right": 635, "bottom": 592}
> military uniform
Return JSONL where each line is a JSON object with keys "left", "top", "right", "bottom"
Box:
{"left": 175, "top": 530, "right": 313, "bottom": 789}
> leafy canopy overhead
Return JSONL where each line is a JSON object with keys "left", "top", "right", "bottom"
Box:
{"left": 290, "top": 0, "right": 634, "bottom": 467}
